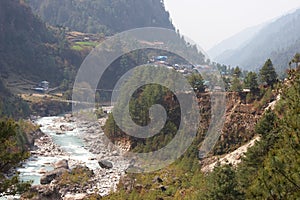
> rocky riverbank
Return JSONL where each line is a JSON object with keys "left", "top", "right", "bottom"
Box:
{"left": 19, "top": 113, "right": 131, "bottom": 199}
{"left": 60, "top": 114, "right": 132, "bottom": 196}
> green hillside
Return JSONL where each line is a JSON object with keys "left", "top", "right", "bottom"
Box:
{"left": 26, "top": 0, "right": 174, "bottom": 35}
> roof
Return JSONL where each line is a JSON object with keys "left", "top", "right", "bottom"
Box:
{"left": 156, "top": 56, "right": 168, "bottom": 60}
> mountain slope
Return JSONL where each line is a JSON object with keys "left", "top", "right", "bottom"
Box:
{"left": 26, "top": 0, "right": 174, "bottom": 34}
{"left": 208, "top": 23, "right": 265, "bottom": 59}
{"left": 0, "top": 0, "right": 80, "bottom": 84}
{"left": 214, "top": 8, "right": 300, "bottom": 73}
{"left": 0, "top": 0, "right": 82, "bottom": 117}
{"left": 0, "top": 0, "right": 55, "bottom": 80}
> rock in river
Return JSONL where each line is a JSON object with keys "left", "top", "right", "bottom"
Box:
{"left": 98, "top": 160, "right": 113, "bottom": 169}
{"left": 54, "top": 159, "right": 69, "bottom": 170}
{"left": 40, "top": 168, "right": 68, "bottom": 185}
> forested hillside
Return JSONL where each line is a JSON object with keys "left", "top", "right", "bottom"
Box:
{"left": 0, "top": 0, "right": 81, "bottom": 85}
{"left": 26, "top": 0, "right": 174, "bottom": 35}
{"left": 102, "top": 60, "right": 300, "bottom": 200}
{"left": 0, "top": 79, "right": 29, "bottom": 118}
{"left": 0, "top": 0, "right": 83, "bottom": 118}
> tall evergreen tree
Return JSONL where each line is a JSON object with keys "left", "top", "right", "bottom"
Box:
{"left": 230, "top": 77, "right": 242, "bottom": 92}
{"left": 187, "top": 73, "right": 205, "bottom": 93}
{"left": 244, "top": 72, "right": 259, "bottom": 93}
{"left": 0, "top": 119, "right": 31, "bottom": 195}
{"left": 233, "top": 66, "right": 242, "bottom": 78}
{"left": 259, "top": 59, "right": 278, "bottom": 87}
{"left": 289, "top": 53, "right": 300, "bottom": 69}
{"left": 206, "top": 164, "right": 244, "bottom": 200}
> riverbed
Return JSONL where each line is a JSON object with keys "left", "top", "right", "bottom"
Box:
{"left": 18, "top": 115, "right": 130, "bottom": 196}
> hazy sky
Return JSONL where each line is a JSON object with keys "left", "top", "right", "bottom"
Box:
{"left": 164, "top": 0, "right": 300, "bottom": 50}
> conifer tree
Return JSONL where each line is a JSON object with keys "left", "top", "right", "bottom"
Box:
{"left": 230, "top": 77, "right": 242, "bottom": 92}
{"left": 244, "top": 71, "right": 259, "bottom": 93}
{"left": 259, "top": 59, "right": 278, "bottom": 87}
{"left": 187, "top": 73, "right": 205, "bottom": 93}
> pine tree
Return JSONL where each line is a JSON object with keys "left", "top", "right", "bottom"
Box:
{"left": 187, "top": 73, "right": 205, "bottom": 93}
{"left": 259, "top": 59, "right": 278, "bottom": 87}
{"left": 238, "top": 71, "right": 300, "bottom": 199}
{"left": 244, "top": 72, "right": 259, "bottom": 93}
{"left": 233, "top": 66, "right": 242, "bottom": 78}
{"left": 230, "top": 77, "right": 242, "bottom": 92}
{"left": 0, "top": 119, "right": 31, "bottom": 195}
{"left": 206, "top": 164, "right": 244, "bottom": 200}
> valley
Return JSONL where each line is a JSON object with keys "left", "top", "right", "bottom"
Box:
{"left": 0, "top": 0, "right": 299, "bottom": 200}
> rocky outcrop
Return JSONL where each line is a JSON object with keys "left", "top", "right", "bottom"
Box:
{"left": 40, "top": 159, "right": 69, "bottom": 185}
{"left": 115, "top": 139, "right": 132, "bottom": 152}
{"left": 21, "top": 185, "right": 62, "bottom": 200}
{"left": 23, "top": 125, "right": 45, "bottom": 149}
{"left": 40, "top": 168, "right": 68, "bottom": 185}
{"left": 31, "top": 135, "right": 67, "bottom": 157}
{"left": 21, "top": 185, "right": 92, "bottom": 200}
{"left": 214, "top": 92, "right": 264, "bottom": 155}
{"left": 54, "top": 159, "right": 69, "bottom": 170}
{"left": 72, "top": 117, "right": 131, "bottom": 196}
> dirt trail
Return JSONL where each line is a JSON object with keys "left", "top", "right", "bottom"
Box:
{"left": 201, "top": 136, "right": 260, "bottom": 173}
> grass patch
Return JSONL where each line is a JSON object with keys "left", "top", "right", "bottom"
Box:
{"left": 75, "top": 41, "right": 98, "bottom": 47}
{"left": 58, "top": 166, "right": 93, "bottom": 188}
{"left": 71, "top": 45, "right": 84, "bottom": 51}
{"left": 71, "top": 41, "right": 98, "bottom": 51}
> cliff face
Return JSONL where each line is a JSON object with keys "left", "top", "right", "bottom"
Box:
{"left": 213, "top": 92, "right": 263, "bottom": 155}
{"left": 196, "top": 92, "right": 265, "bottom": 156}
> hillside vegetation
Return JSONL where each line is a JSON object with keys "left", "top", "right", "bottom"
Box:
{"left": 26, "top": 0, "right": 174, "bottom": 35}
{"left": 102, "top": 62, "right": 300, "bottom": 200}
{"left": 0, "top": 0, "right": 75, "bottom": 83}
{"left": 0, "top": 118, "right": 42, "bottom": 196}
{"left": 0, "top": 0, "right": 84, "bottom": 117}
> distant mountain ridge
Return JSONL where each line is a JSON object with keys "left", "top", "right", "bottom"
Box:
{"left": 211, "top": 8, "right": 300, "bottom": 74}
{"left": 26, "top": 0, "right": 174, "bottom": 35}
{"left": 208, "top": 23, "right": 265, "bottom": 59}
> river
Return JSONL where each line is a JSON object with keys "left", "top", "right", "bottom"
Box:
{"left": 17, "top": 114, "right": 130, "bottom": 196}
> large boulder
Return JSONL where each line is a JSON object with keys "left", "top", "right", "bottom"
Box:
{"left": 60, "top": 125, "right": 74, "bottom": 132}
{"left": 40, "top": 168, "right": 68, "bottom": 185}
{"left": 98, "top": 160, "right": 113, "bottom": 169}
{"left": 21, "top": 185, "right": 62, "bottom": 200}
{"left": 56, "top": 131, "right": 65, "bottom": 135}
{"left": 64, "top": 193, "right": 87, "bottom": 200}
{"left": 54, "top": 159, "right": 69, "bottom": 169}
{"left": 125, "top": 165, "right": 144, "bottom": 174}
{"left": 64, "top": 114, "right": 75, "bottom": 122}
{"left": 38, "top": 167, "right": 47, "bottom": 174}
